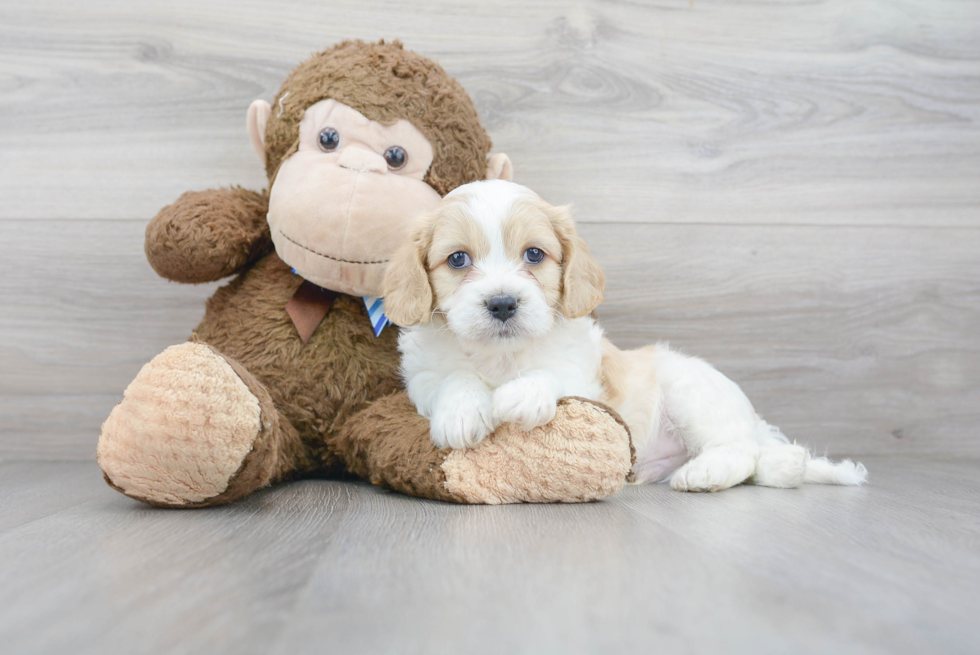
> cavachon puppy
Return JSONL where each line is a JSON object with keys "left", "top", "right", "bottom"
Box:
{"left": 382, "top": 180, "right": 867, "bottom": 492}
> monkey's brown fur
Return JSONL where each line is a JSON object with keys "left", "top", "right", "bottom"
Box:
{"left": 264, "top": 40, "right": 492, "bottom": 195}
{"left": 97, "top": 41, "right": 632, "bottom": 507}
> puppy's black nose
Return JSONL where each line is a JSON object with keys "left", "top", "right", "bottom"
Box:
{"left": 486, "top": 295, "right": 518, "bottom": 322}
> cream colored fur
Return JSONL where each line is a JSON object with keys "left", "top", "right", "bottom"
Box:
{"left": 442, "top": 398, "right": 632, "bottom": 503}
{"left": 97, "top": 343, "right": 262, "bottom": 504}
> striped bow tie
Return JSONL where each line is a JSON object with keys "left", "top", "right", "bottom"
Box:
{"left": 363, "top": 296, "right": 391, "bottom": 337}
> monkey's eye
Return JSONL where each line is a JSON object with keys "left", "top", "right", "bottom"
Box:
{"left": 448, "top": 252, "right": 471, "bottom": 269}
{"left": 524, "top": 248, "right": 545, "bottom": 264}
{"left": 318, "top": 128, "right": 340, "bottom": 152}
{"left": 384, "top": 146, "right": 408, "bottom": 170}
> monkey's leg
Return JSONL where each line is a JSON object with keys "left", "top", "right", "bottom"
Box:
{"left": 98, "top": 343, "right": 308, "bottom": 508}
{"left": 338, "top": 393, "right": 634, "bottom": 504}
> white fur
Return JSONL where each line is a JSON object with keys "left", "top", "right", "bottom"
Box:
{"left": 400, "top": 180, "right": 602, "bottom": 449}
{"left": 439, "top": 182, "right": 557, "bottom": 345}
{"left": 638, "top": 347, "right": 864, "bottom": 490}
{"left": 398, "top": 180, "right": 867, "bottom": 490}
{"left": 402, "top": 315, "right": 604, "bottom": 448}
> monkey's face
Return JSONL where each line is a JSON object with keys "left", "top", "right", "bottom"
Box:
{"left": 263, "top": 99, "right": 442, "bottom": 296}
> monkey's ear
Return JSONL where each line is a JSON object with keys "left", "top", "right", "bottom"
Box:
{"left": 247, "top": 100, "right": 272, "bottom": 164}
{"left": 382, "top": 219, "right": 435, "bottom": 326}
{"left": 487, "top": 153, "right": 513, "bottom": 181}
{"left": 550, "top": 204, "right": 605, "bottom": 319}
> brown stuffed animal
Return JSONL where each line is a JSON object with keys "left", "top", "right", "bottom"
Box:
{"left": 96, "top": 40, "right": 633, "bottom": 507}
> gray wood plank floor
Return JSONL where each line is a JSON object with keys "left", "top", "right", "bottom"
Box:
{"left": 0, "top": 458, "right": 977, "bottom": 655}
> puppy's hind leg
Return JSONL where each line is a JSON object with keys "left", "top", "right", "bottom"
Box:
{"left": 753, "top": 422, "right": 807, "bottom": 488}
{"left": 652, "top": 347, "right": 760, "bottom": 493}
{"left": 670, "top": 442, "right": 759, "bottom": 492}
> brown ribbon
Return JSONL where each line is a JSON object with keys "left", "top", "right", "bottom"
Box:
{"left": 286, "top": 280, "right": 337, "bottom": 344}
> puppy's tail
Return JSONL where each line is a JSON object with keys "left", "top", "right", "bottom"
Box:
{"left": 803, "top": 455, "right": 868, "bottom": 486}
{"left": 753, "top": 421, "right": 868, "bottom": 488}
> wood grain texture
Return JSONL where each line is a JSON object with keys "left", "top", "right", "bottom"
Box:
{"left": 1, "top": 0, "right": 979, "bottom": 458}
{"left": 1, "top": 0, "right": 978, "bottom": 225}
{"left": 0, "top": 220, "right": 218, "bottom": 459}
{"left": 3, "top": 4, "right": 977, "bottom": 653}
{"left": 2, "top": 220, "right": 977, "bottom": 458}
{"left": 0, "top": 457, "right": 977, "bottom": 654}
{"left": 586, "top": 222, "right": 980, "bottom": 457}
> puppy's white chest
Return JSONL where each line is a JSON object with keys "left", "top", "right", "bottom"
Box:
{"left": 463, "top": 348, "right": 538, "bottom": 389}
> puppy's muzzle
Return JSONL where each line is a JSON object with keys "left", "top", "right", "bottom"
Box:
{"left": 486, "top": 295, "right": 518, "bottom": 323}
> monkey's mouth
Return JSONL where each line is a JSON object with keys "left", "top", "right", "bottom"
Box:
{"left": 277, "top": 230, "right": 389, "bottom": 266}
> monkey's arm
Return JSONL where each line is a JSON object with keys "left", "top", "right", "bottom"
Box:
{"left": 337, "top": 392, "right": 633, "bottom": 504}
{"left": 145, "top": 187, "right": 272, "bottom": 283}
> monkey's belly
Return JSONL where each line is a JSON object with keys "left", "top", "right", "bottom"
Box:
{"left": 191, "top": 253, "right": 403, "bottom": 451}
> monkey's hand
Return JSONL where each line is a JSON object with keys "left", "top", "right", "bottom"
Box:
{"left": 145, "top": 187, "right": 272, "bottom": 283}
{"left": 338, "top": 393, "right": 633, "bottom": 504}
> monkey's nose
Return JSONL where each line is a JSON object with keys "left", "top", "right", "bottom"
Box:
{"left": 486, "top": 296, "right": 518, "bottom": 323}
{"left": 337, "top": 147, "right": 388, "bottom": 174}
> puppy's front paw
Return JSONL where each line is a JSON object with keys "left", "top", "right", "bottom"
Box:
{"left": 430, "top": 395, "right": 495, "bottom": 450}
{"left": 492, "top": 378, "right": 558, "bottom": 431}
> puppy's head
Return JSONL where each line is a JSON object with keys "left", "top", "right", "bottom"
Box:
{"left": 382, "top": 180, "right": 604, "bottom": 343}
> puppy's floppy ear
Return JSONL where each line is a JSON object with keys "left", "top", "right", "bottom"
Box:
{"left": 382, "top": 214, "right": 435, "bottom": 326}
{"left": 549, "top": 204, "right": 605, "bottom": 319}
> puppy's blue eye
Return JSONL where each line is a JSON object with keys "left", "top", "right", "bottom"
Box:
{"left": 448, "top": 252, "right": 471, "bottom": 269}
{"left": 524, "top": 248, "right": 544, "bottom": 264}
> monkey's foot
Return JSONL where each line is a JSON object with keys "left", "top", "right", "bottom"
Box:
{"left": 342, "top": 394, "right": 634, "bottom": 504}
{"left": 97, "top": 342, "right": 287, "bottom": 507}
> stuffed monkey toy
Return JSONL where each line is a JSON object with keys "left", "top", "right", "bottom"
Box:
{"left": 96, "top": 40, "right": 633, "bottom": 507}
